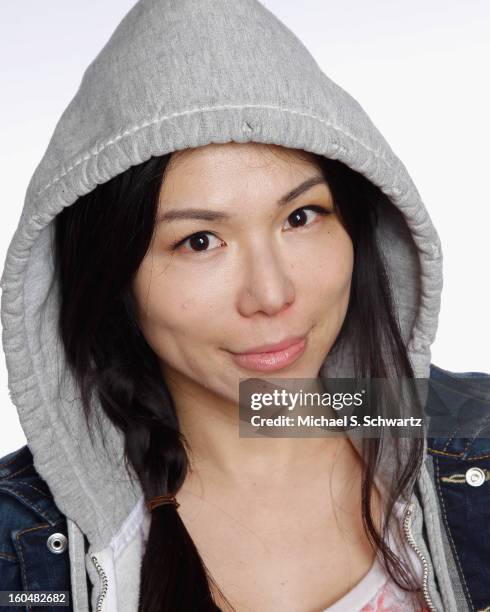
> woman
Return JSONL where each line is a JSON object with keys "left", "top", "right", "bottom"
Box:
{"left": 1, "top": 1, "right": 489, "bottom": 611}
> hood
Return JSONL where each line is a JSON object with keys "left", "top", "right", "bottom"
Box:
{"left": 0, "top": 0, "right": 442, "bottom": 560}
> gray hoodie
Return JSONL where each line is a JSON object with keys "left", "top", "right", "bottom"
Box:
{"left": 0, "top": 0, "right": 465, "bottom": 610}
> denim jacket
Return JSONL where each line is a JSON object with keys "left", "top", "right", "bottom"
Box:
{"left": 0, "top": 447, "right": 74, "bottom": 611}
{"left": 1, "top": 362, "right": 489, "bottom": 612}
{"left": 426, "top": 364, "right": 490, "bottom": 612}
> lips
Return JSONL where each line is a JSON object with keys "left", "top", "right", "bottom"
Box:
{"left": 230, "top": 335, "right": 307, "bottom": 355}
{"left": 227, "top": 334, "right": 308, "bottom": 372}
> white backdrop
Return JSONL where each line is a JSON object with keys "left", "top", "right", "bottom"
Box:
{"left": 1, "top": 0, "right": 489, "bottom": 456}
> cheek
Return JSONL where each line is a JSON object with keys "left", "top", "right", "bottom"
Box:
{"left": 296, "top": 225, "right": 354, "bottom": 307}
{"left": 131, "top": 258, "right": 224, "bottom": 352}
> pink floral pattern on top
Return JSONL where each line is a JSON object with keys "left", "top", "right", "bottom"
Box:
{"left": 360, "top": 577, "right": 429, "bottom": 612}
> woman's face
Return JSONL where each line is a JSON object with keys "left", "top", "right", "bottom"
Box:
{"left": 131, "top": 143, "right": 353, "bottom": 403}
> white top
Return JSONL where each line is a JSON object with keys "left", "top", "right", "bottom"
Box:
{"left": 322, "top": 498, "right": 425, "bottom": 611}
{"left": 136, "top": 484, "right": 426, "bottom": 611}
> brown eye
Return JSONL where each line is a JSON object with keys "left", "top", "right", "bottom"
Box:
{"left": 172, "top": 231, "right": 224, "bottom": 253}
{"left": 288, "top": 209, "right": 309, "bottom": 228}
{"left": 284, "top": 206, "right": 329, "bottom": 230}
{"left": 189, "top": 233, "right": 210, "bottom": 251}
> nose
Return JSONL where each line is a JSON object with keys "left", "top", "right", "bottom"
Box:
{"left": 237, "top": 244, "right": 295, "bottom": 317}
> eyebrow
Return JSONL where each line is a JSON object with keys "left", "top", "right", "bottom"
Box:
{"left": 156, "top": 175, "right": 327, "bottom": 224}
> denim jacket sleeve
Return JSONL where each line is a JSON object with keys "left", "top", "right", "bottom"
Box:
{"left": 427, "top": 364, "right": 490, "bottom": 612}
{"left": 0, "top": 445, "right": 72, "bottom": 611}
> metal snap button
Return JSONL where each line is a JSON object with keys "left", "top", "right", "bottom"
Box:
{"left": 47, "top": 532, "right": 68, "bottom": 554}
{"left": 465, "top": 467, "right": 485, "bottom": 487}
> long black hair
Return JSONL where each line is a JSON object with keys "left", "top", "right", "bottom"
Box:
{"left": 55, "top": 149, "right": 424, "bottom": 611}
